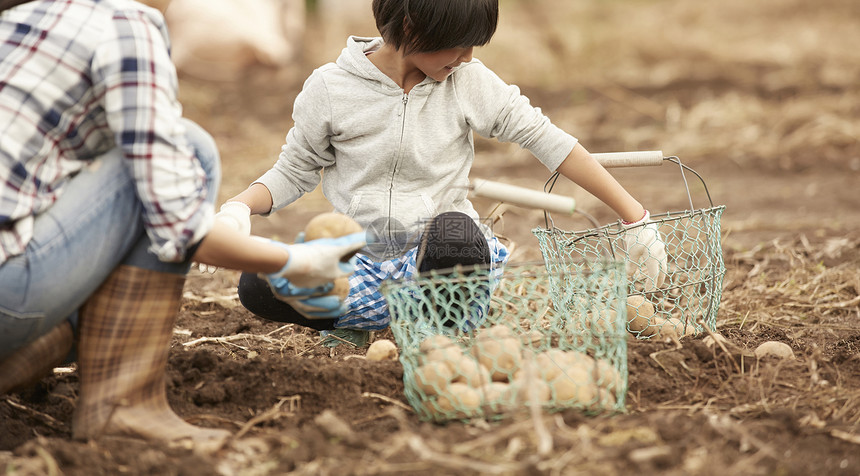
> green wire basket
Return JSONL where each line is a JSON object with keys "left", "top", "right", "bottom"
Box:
{"left": 382, "top": 262, "right": 628, "bottom": 423}
{"left": 534, "top": 155, "right": 726, "bottom": 339}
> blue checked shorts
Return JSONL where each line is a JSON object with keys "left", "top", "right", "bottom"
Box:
{"left": 336, "top": 236, "right": 509, "bottom": 331}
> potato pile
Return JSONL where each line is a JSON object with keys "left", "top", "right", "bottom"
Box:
{"left": 411, "top": 324, "right": 621, "bottom": 420}
{"left": 303, "top": 212, "right": 363, "bottom": 300}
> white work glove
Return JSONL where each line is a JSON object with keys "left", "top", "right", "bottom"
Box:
{"left": 261, "top": 232, "right": 367, "bottom": 318}
{"left": 622, "top": 210, "right": 668, "bottom": 291}
{"left": 214, "top": 201, "right": 252, "bottom": 236}
{"left": 196, "top": 202, "right": 253, "bottom": 274}
{"left": 265, "top": 232, "right": 366, "bottom": 288}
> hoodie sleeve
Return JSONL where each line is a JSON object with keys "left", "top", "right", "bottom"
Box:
{"left": 453, "top": 60, "right": 578, "bottom": 172}
{"left": 255, "top": 70, "right": 337, "bottom": 213}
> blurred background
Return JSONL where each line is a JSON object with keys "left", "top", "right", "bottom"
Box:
{"left": 164, "top": 0, "right": 860, "bottom": 258}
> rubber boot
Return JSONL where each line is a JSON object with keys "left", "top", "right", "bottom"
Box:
{"left": 72, "top": 265, "right": 230, "bottom": 452}
{"left": 0, "top": 321, "right": 73, "bottom": 395}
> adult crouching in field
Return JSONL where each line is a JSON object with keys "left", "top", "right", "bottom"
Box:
{"left": 0, "top": 0, "right": 364, "bottom": 451}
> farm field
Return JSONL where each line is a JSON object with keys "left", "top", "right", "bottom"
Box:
{"left": 2, "top": 0, "right": 859, "bottom": 474}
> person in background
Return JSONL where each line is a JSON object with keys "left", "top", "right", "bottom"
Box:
{"left": 215, "top": 0, "right": 666, "bottom": 347}
{"left": 0, "top": 0, "right": 364, "bottom": 451}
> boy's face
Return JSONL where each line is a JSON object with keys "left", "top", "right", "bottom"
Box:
{"left": 411, "top": 47, "right": 474, "bottom": 82}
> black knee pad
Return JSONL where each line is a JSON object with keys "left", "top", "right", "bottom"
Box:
{"left": 416, "top": 211, "right": 491, "bottom": 272}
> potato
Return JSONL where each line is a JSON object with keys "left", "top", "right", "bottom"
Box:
{"left": 314, "top": 277, "right": 349, "bottom": 301}
{"left": 754, "top": 341, "right": 795, "bottom": 360}
{"left": 511, "top": 378, "right": 551, "bottom": 405}
{"left": 420, "top": 334, "right": 457, "bottom": 353}
{"left": 435, "top": 382, "right": 481, "bottom": 416}
{"left": 506, "top": 354, "right": 550, "bottom": 404}
{"left": 626, "top": 295, "right": 658, "bottom": 337}
{"left": 593, "top": 359, "right": 623, "bottom": 393}
{"left": 667, "top": 318, "right": 700, "bottom": 337}
{"left": 480, "top": 382, "right": 510, "bottom": 406}
{"left": 449, "top": 355, "right": 491, "bottom": 387}
{"left": 478, "top": 382, "right": 512, "bottom": 415}
{"left": 303, "top": 212, "right": 363, "bottom": 241}
{"left": 593, "top": 387, "right": 617, "bottom": 411}
{"left": 426, "top": 345, "right": 465, "bottom": 364}
{"left": 413, "top": 361, "right": 453, "bottom": 396}
{"left": 566, "top": 350, "right": 596, "bottom": 368}
{"left": 365, "top": 339, "right": 398, "bottom": 361}
{"left": 532, "top": 349, "right": 590, "bottom": 381}
{"left": 485, "top": 324, "right": 515, "bottom": 338}
{"left": 543, "top": 348, "right": 574, "bottom": 365}
{"left": 534, "top": 351, "right": 565, "bottom": 381}
{"left": 420, "top": 335, "right": 464, "bottom": 365}
{"left": 584, "top": 308, "right": 617, "bottom": 334}
{"left": 327, "top": 278, "right": 351, "bottom": 301}
{"left": 549, "top": 365, "right": 597, "bottom": 406}
{"left": 520, "top": 329, "right": 545, "bottom": 348}
{"left": 655, "top": 317, "right": 682, "bottom": 346}
{"left": 471, "top": 330, "right": 522, "bottom": 382}
{"left": 302, "top": 212, "right": 363, "bottom": 300}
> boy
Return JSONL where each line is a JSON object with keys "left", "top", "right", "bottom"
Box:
{"left": 218, "top": 0, "right": 664, "bottom": 345}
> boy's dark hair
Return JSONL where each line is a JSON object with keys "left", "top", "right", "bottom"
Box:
{"left": 372, "top": 0, "right": 498, "bottom": 55}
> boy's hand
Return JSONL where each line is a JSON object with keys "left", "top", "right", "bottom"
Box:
{"left": 622, "top": 211, "right": 667, "bottom": 291}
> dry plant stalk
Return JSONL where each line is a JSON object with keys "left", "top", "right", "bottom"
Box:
{"left": 232, "top": 395, "right": 301, "bottom": 440}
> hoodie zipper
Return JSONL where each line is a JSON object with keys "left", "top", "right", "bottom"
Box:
{"left": 387, "top": 93, "right": 409, "bottom": 246}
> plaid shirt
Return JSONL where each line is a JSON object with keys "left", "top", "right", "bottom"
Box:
{"left": 0, "top": 0, "right": 212, "bottom": 263}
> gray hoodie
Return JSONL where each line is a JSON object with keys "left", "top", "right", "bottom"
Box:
{"left": 257, "top": 36, "right": 578, "bottom": 260}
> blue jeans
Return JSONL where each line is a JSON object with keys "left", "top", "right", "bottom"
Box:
{"left": 0, "top": 119, "right": 220, "bottom": 360}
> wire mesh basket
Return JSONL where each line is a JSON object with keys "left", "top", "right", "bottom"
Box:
{"left": 381, "top": 262, "right": 628, "bottom": 423}
{"left": 533, "top": 155, "right": 726, "bottom": 339}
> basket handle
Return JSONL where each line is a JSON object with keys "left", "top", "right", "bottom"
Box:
{"left": 590, "top": 150, "right": 716, "bottom": 211}
{"left": 469, "top": 178, "right": 577, "bottom": 215}
{"left": 592, "top": 150, "right": 664, "bottom": 168}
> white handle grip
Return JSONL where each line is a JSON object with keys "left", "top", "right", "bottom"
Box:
{"left": 469, "top": 178, "right": 576, "bottom": 215}
{"left": 592, "top": 150, "right": 664, "bottom": 168}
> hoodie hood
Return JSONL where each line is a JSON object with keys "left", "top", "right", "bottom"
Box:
{"left": 336, "top": 36, "right": 457, "bottom": 94}
{"left": 336, "top": 37, "right": 401, "bottom": 91}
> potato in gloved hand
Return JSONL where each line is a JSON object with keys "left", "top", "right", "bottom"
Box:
{"left": 302, "top": 212, "right": 364, "bottom": 300}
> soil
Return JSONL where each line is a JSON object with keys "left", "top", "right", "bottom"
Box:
{"left": 2, "top": 0, "right": 860, "bottom": 474}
